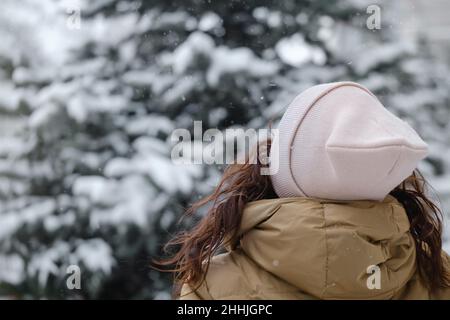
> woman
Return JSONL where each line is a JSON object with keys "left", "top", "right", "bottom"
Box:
{"left": 160, "top": 82, "right": 450, "bottom": 299}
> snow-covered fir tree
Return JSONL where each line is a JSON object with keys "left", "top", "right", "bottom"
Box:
{"left": 0, "top": 0, "right": 449, "bottom": 298}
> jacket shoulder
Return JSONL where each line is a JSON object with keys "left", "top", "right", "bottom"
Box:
{"left": 179, "top": 248, "right": 312, "bottom": 300}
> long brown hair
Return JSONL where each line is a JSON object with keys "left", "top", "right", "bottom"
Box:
{"left": 157, "top": 139, "right": 449, "bottom": 295}
{"left": 390, "top": 170, "right": 450, "bottom": 291}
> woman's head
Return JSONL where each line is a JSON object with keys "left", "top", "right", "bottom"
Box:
{"left": 157, "top": 82, "right": 449, "bottom": 295}
{"left": 270, "top": 81, "right": 429, "bottom": 200}
{"left": 157, "top": 140, "right": 448, "bottom": 294}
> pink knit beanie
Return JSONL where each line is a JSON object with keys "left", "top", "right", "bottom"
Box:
{"left": 269, "top": 81, "right": 429, "bottom": 201}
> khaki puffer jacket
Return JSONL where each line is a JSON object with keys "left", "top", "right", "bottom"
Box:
{"left": 180, "top": 196, "right": 450, "bottom": 300}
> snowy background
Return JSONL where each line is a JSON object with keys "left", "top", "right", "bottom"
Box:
{"left": 0, "top": 0, "right": 449, "bottom": 299}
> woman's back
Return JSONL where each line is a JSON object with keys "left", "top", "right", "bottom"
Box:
{"left": 181, "top": 196, "right": 450, "bottom": 299}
